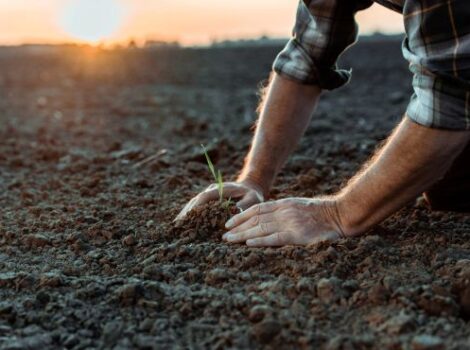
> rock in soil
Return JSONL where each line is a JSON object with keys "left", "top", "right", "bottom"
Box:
{"left": 411, "top": 335, "right": 445, "bottom": 350}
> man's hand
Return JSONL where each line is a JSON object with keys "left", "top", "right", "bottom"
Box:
{"left": 223, "top": 197, "right": 345, "bottom": 247}
{"left": 175, "top": 74, "right": 321, "bottom": 224}
{"left": 174, "top": 180, "right": 264, "bottom": 222}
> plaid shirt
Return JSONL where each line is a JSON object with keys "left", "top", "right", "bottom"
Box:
{"left": 273, "top": 0, "right": 470, "bottom": 130}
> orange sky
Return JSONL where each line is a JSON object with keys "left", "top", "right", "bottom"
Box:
{"left": 0, "top": 0, "right": 404, "bottom": 46}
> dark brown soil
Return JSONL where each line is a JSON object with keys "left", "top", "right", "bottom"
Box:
{"left": 171, "top": 202, "right": 238, "bottom": 243}
{"left": 0, "top": 39, "right": 469, "bottom": 349}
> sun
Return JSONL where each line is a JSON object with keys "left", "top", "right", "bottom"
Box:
{"left": 60, "top": 0, "right": 125, "bottom": 43}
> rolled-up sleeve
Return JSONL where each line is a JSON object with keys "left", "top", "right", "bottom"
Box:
{"left": 273, "top": 0, "right": 373, "bottom": 90}
{"left": 403, "top": 0, "right": 470, "bottom": 130}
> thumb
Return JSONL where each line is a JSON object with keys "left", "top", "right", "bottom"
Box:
{"left": 236, "top": 192, "right": 263, "bottom": 211}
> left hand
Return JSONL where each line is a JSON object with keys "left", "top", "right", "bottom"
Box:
{"left": 223, "top": 197, "right": 346, "bottom": 247}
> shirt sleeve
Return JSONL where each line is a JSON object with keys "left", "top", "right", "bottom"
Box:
{"left": 403, "top": 0, "right": 470, "bottom": 130}
{"left": 273, "top": 0, "right": 373, "bottom": 90}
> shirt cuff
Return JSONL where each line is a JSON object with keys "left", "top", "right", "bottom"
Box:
{"left": 272, "top": 38, "right": 352, "bottom": 90}
{"left": 406, "top": 72, "right": 470, "bottom": 130}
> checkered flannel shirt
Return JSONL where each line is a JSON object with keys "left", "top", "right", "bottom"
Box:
{"left": 273, "top": 0, "right": 470, "bottom": 130}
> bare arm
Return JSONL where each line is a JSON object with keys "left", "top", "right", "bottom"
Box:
{"left": 175, "top": 73, "right": 321, "bottom": 220}
{"left": 238, "top": 73, "right": 321, "bottom": 197}
{"left": 225, "top": 117, "right": 469, "bottom": 246}
{"left": 337, "top": 117, "right": 470, "bottom": 236}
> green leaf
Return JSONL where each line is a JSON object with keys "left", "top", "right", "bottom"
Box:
{"left": 217, "top": 169, "right": 223, "bottom": 201}
{"left": 201, "top": 144, "right": 217, "bottom": 180}
{"left": 201, "top": 144, "right": 225, "bottom": 203}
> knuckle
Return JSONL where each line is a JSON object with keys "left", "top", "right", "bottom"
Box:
{"left": 260, "top": 222, "right": 267, "bottom": 234}
{"left": 282, "top": 206, "right": 295, "bottom": 215}
{"left": 233, "top": 233, "right": 243, "bottom": 242}
{"left": 275, "top": 232, "right": 284, "bottom": 245}
{"left": 278, "top": 198, "right": 292, "bottom": 206}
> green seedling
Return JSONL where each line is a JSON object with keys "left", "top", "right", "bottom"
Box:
{"left": 201, "top": 144, "right": 232, "bottom": 209}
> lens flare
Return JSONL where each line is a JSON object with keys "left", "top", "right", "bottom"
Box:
{"left": 60, "top": 0, "right": 124, "bottom": 43}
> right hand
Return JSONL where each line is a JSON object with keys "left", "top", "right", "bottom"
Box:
{"left": 174, "top": 179, "right": 265, "bottom": 222}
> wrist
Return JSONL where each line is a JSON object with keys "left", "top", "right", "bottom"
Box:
{"left": 237, "top": 173, "right": 271, "bottom": 199}
{"left": 334, "top": 192, "right": 372, "bottom": 237}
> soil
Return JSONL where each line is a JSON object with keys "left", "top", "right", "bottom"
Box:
{"left": 172, "top": 202, "right": 238, "bottom": 243}
{"left": 0, "top": 39, "right": 469, "bottom": 349}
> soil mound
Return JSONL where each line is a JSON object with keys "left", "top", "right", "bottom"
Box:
{"left": 172, "top": 202, "right": 237, "bottom": 243}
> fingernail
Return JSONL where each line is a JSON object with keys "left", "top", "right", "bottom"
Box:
{"left": 224, "top": 233, "right": 235, "bottom": 242}
{"left": 225, "top": 219, "right": 234, "bottom": 229}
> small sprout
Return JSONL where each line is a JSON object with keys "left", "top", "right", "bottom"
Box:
{"left": 201, "top": 144, "right": 233, "bottom": 209}
{"left": 216, "top": 169, "right": 223, "bottom": 202}
{"left": 222, "top": 196, "right": 232, "bottom": 210}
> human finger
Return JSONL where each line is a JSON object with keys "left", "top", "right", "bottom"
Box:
{"left": 236, "top": 192, "right": 263, "bottom": 211}
{"left": 174, "top": 187, "right": 222, "bottom": 222}
{"left": 225, "top": 201, "right": 279, "bottom": 229}
{"left": 227, "top": 213, "right": 272, "bottom": 234}
{"left": 174, "top": 183, "right": 249, "bottom": 222}
{"left": 246, "top": 232, "right": 292, "bottom": 247}
{"left": 174, "top": 196, "right": 199, "bottom": 222}
{"left": 223, "top": 221, "right": 278, "bottom": 243}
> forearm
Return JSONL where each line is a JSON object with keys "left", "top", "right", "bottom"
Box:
{"left": 238, "top": 73, "right": 321, "bottom": 196}
{"left": 337, "top": 117, "right": 470, "bottom": 236}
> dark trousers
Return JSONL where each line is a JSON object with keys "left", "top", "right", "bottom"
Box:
{"left": 424, "top": 141, "right": 470, "bottom": 212}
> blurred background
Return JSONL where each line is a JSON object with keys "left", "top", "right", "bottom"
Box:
{"left": 0, "top": 0, "right": 403, "bottom": 47}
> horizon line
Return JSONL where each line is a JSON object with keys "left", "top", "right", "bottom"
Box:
{"left": 0, "top": 31, "right": 404, "bottom": 49}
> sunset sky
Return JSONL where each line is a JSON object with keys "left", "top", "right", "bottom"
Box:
{"left": 0, "top": 0, "right": 404, "bottom": 46}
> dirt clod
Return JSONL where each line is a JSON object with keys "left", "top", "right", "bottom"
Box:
{"left": 317, "top": 277, "right": 343, "bottom": 303}
{"left": 248, "top": 305, "right": 273, "bottom": 323}
{"left": 252, "top": 318, "right": 282, "bottom": 344}
{"left": 379, "top": 312, "right": 416, "bottom": 335}
{"left": 411, "top": 335, "right": 444, "bottom": 350}
{"left": 172, "top": 202, "right": 237, "bottom": 242}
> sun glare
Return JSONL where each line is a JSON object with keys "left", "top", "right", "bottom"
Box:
{"left": 60, "top": 0, "right": 124, "bottom": 43}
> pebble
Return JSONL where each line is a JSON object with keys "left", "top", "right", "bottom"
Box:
{"left": 367, "top": 283, "right": 390, "bottom": 304}
{"left": 382, "top": 276, "right": 399, "bottom": 291}
{"left": 122, "top": 234, "right": 136, "bottom": 246}
{"left": 252, "top": 318, "right": 281, "bottom": 344}
{"left": 38, "top": 273, "right": 63, "bottom": 288}
{"left": 317, "top": 277, "right": 342, "bottom": 303}
{"left": 0, "top": 272, "right": 17, "bottom": 288}
{"left": 63, "top": 334, "right": 80, "bottom": 349}
{"left": 0, "top": 325, "right": 12, "bottom": 335}
{"left": 0, "top": 302, "right": 14, "bottom": 317}
{"left": 2, "top": 334, "right": 52, "bottom": 350}
{"left": 411, "top": 335, "right": 444, "bottom": 350}
{"left": 248, "top": 305, "right": 272, "bottom": 323}
{"left": 116, "top": 283, "right": 143, "bottom": 305}
{"left": 35, "top": 291, "right": 51, "bottom": 305}
{"left": 22, "top": 234, "right": 51, "bottom": 248}
{"left": 296, "top": 277, "right": 315, "bottom": 293}
{"left": 138, "top": 318, "right": 154, "bottom": 332}
{"left": 379, "top": 312, "right": 415, "bottom": 335}
{"left": 133, "top": 334, "right": 156, "bottom": 349}
{"left": 102, "top": 320, "right": 124, "bottom": 346}
{"left": 205, "top": 268, "right": 228, "bottom": 285}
